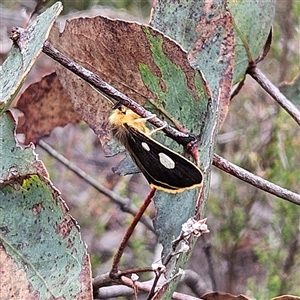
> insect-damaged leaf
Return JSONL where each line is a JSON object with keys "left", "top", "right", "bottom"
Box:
{"left": 150, "top": 0, "right": 276, "bottom": 85}
{"left": 0, "top": 112, "right": 46, "bottom": 184}
{"left": 0, "top": 2, "right": 62, "bottom": 114}
{"left": 227, "top": 1, "right": 276, "bottom": 83}
{"left": 50, "top": 16, "right": 209, "bottom": 148}
{"left": 0, "top": 112, "right": 92, "bottom": 299}
{"left": 149, "top": 1, "right": 234, "bottom": 298}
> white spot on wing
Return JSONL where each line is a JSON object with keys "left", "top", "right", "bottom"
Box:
{"left": 141, "top": 142, "right": 150, "bottom": 151}
{"left": 159, "top": 153, "right": 175, "bottom": 169}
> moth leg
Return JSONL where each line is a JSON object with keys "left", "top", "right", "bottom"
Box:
{"left": 148, "top": 121, "right": 167, "bottom": 136}
{"left": 135, "top": 113, "right": 156, "bottom": 123}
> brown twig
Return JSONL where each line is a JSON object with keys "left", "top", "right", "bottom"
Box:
{"left": 109, "top": 188, "right": 156, "bottom": 278}
{"left": 37, "top": 140, "right": 155, "bottom": 232}
{"left": 147, "top": 271, "right": 161, "bottom": 300}
{"left": 93, "top": 272, "right": 202, "bottom": 299}
{"left": 94, "top": 284, "right": 137, "bottom": 299}
{"left": 248, "top": 64, "right": 300, "bottom": 126}
{"left": 213, "top": 153, "right": 300, "bottom": 206}
{"left": 118, "top": 267, "right": 154, "bottom": 277}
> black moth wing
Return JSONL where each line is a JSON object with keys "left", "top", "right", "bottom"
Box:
{"left": 124, "top": 124, "right": 203, "bottom": 191}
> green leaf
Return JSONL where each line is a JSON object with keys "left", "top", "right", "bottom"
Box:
{"left": 150, "top": 0, "right": 276, "bottom": 85}
{"left": 0, "top": 176, "right": 90, "bottom": 299}
{"left": 150, "top": 1, "right": 235, "bottom": 297}
{"left": 0, "top": 2, "right": 63, "bottom": 114}
{"left": 0, "top": 112, "right": 91, "bottom": 298}
{"left": 137, "top": 28, "right": 207, "bottom": 258}
{"left": 228, "top": 0, "right": 276, "bottom": 83}
{"left": 153, "top": 189, "right": 199, "bottom": 257}
{"left": 0, "top": 112, "right": 44, "bottom": 183}
{"left": 150, "top": 0, "right": 209, "bottom": 51}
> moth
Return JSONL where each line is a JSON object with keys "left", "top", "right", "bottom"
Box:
{"left": 109, "top": 105, "right": 203, "bottom": 193}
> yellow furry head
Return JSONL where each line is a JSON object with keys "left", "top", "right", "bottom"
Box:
{"left": 109, "top": 106, "right": 149, "bottom": 142}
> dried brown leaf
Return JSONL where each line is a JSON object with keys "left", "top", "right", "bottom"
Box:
{"left": 201, "top": 291, "right": 250, "bottom": 300}
{"left": 16, "top": 72, "right": 81, "bottom": 144}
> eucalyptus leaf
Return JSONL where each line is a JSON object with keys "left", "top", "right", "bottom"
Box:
{"left": 0, "top": 2, "right": 63, "bottom": 114}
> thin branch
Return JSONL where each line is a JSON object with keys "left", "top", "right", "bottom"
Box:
{"left": 147, "top": 271, "right": 161, "bottom": 300}
{"left": 94, "top": 285, "right": 137, "bottom": 299}
{"left": 248, "top": 65, "right": 300, "bottom": 126}
{"left": 110, "top": 189, "right": 155, "bottom": 277}
{"left": 182, "top": 269, "right": 211, "bottom": 297}
{"left": 37, "top": 140, "right": 155, "bottom": 232}
{"left": 93, "top": 272, "right": 202, "bottom": 300}
{"left": 213, "top": 153, "right": 300, "bottom": 206}
{"left": 118, "top": 266, "right": 153, "bottom": 277}
{"left": 42, "top": 41, "right": 195, "bottom": 146}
